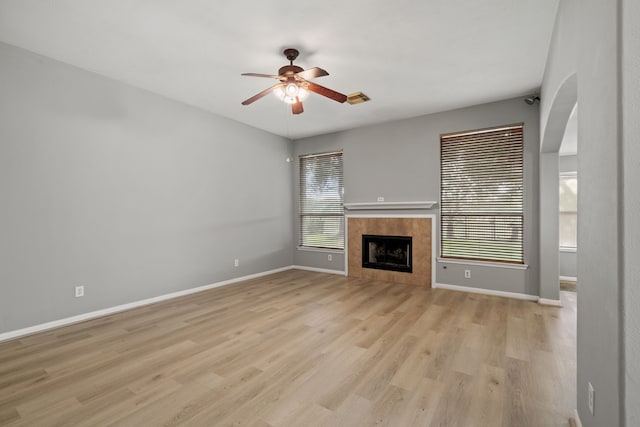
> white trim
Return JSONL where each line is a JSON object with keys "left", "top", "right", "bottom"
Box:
{"left": 560, "top": 275, "right": 577, "bottom": 282}
{"left": 291, "top": 265, "right": 346, "bottom": 276}
{"left": 299, "top": 149, "right": 343, "bottom": 159}
{"left": 437, "top": 257, "right": 529, "bottom": 270}
{"left": 0, "top": 266, "right": 293, "bottom": 343}
{"left": 433, "top": 282, "right": 539, "bottom": 301}
{"left": 538, "top": 298, "right": 563, "bottom": 307}
{"left": 559, "top": 151, "right": 578, "bottom": 157}
{"left": 573, "top": 409, "right": 583, "bottom": 427}
{"left": 296, "top": 246, "right": 344, "bottom": 254}
{"left": 344, "top": 201, "right": 437, "bottom": 210}
{"left": 344, "top": 214, "right": 437, "bottom": 286}
{"left": 560, "top": 246, "right": 577, "bottom": 253}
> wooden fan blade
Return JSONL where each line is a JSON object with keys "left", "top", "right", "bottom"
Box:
{"left": 241, "top": 73, "right": 283, "bottom": 80}
{"left": 306, "top": 82, "right": 347, "bottom": 103}
{"left": 292, "top": 100, "right": 304, "bottom": 115}
{"left": 295, "top": 67, "right": 329, "bottom": 80}
{"left": 241, "top": 83, "right": 284, "bottom": 105}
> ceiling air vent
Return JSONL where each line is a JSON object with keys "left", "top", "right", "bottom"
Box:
{"left": 347, "top": 92, "right": 371, "bottom": 105}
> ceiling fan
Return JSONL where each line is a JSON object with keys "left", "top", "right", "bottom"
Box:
{"left": 241, "top": 48, "right": 347, "bottom": 115}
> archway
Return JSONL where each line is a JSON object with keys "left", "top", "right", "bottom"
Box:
{"left": 539, "top": 73, "right": 577, "bottom": 302}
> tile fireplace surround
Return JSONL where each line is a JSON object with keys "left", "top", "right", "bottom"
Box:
{"left": 346, "top": 216, "right": 433, "bottom": 286}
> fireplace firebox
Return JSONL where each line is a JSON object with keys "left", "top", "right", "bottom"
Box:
{"left": 362, "top": 234, "right": 412, "bottom": 273}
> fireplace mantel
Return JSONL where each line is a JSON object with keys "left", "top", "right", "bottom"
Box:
{"left": 344, "top": 201, "right": 437, "bottom": 210}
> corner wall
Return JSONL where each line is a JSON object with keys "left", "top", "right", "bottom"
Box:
{"left": 576, "top": 0, "right": 622, "bottom": 425}
{"left": 0, "top": 42, "right": 294, "bottom": 334}
{"left": 539, "top": 151, "right": 560, "bottom": 300}
{"left": 622, "top": 0, "right": 640, "bottom": 422}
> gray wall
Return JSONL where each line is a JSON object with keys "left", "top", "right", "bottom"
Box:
{"left": 559, "top": 250, "right": 577, "bottom": 279}
{"left": 577, "top": 0, "right": 621, "bottom": 425}
{"left": 559, "top": 154, "right": 577, "bottom": 172}
{"left": 539, "top": 152, "right": 560, "bottom": 299}
{"left": 559, "top": 154, "right": 577, "bottom": 279}
{"left": 0, "top": 42, "right": 294, "bottom": 334}
{"left": 294, "top": 98, "right": 540, "bottom": 296}
{"left": 623, "top": 0, "right": 640, "bottom": 422}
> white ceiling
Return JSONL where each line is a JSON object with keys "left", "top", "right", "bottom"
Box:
{"left": 0, "top": 0, "right": 559, "bottom": 139}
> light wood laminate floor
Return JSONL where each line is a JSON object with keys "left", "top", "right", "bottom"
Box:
{"left": 0, "top": 270, "right": 576, "bottom": 426}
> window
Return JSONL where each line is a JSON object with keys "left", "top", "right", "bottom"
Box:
{"left": 559, "top": 172, "right": 577, "bottom": 249}
{"left": 299, "top": 150, "right": 344, "bottom": 250}
{"left": 440, "top": 124, "right": 524, "bottom": 263}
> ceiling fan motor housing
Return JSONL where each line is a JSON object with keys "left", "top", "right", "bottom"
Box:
{"left": 278, "top": 65, "right": 304, "bottom": 76}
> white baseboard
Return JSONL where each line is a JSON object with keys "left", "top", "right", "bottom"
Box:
{"left": 1, "top": 268, "right": 555, "bottom": 343}
{"left": 291, "top": 265, "right": 346, "bottom": 276}
{"left": 538, "top": 298, "right": 563, "bottom": 307}
{"left": 433, "top": 282, "right": 539, "bottom": 301}
{"left": 574, "top": 409, "right": 583, "bottom": 427}
{"left": 0, "top": 266, "right": 293, "bottom": 343}
{"left": 560, "top": 275, "right": 577, "bottom": 282}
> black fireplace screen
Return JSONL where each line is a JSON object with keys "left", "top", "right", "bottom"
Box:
{"left": 362, "top": 234, "right": 412, "bottom": 273}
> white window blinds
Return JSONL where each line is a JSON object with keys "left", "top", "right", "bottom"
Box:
{"left": 440, "top": 124, "right": 524, "bottom": 263}
{"left": 299, "top": 151, "right": 344, "bottom": 250}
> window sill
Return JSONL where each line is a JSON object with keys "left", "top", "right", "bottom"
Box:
{"left": 560, "top": 247, "right": 577, "bottom": 253}
{"left": 297, "top": 246, "right": 345, "bottom": 254}
{"left": 437, "top": 257, "right": 528, "bottom": 270}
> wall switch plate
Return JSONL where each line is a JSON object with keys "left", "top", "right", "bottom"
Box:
{"left": 75, "top": 286, "right": 84, "bottom": 298}
{"left": 377, "top": 196, "right": 384, "bottom": 202}
{"left": 234, "top": 259, "right": 239, "bottom": 267}
{"left": 588, "top": 382, "right": 595, "bottom": 415}
{"left": 464, "top": 270, "right": 471, "bottom": 279}
{"left": 328, "top": 254, "right": 332, "bottom": 261}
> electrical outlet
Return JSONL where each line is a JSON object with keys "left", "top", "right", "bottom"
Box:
{"left": 75, "top": 286, "right": 84, "bottom": 298}
{"left": 588, "top": 382, "right": 595, "bottom": 415}
{"left": 328, "top": 254, "right": 332, "bottom": 261}
{"left": 377, "top": 196, "right": 384, "bottom": 202}
{"left": 464, "top": 270, "right": 471, "bottom": 279}
{"left": 234, "top": 259, "right": 239, "bottom": 267}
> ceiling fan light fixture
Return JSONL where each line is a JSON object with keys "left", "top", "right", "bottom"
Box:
{"left": 297, "top": 87, "right": 309, "bottom": 101}
{"left": 274, "top": 83, "right": 308, "bottom": 104}
{"left": 285, "top": 83, "right": 299, "bottom": 97}
{"left": 274, "top": 86, "right": 285, "bottom": 100}
{"left": 283, "top": 95, "right": 297, "bottom": 104}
